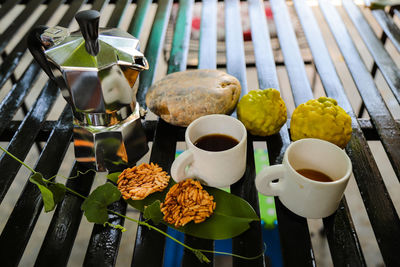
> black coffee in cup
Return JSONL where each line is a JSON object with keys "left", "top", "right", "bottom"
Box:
{"left": 296, "top": 168, "right": 334, "bottom": 182}
{"left": 194, "top": 134, "right": 239, "bottom": 152}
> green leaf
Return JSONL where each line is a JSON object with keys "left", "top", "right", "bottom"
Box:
{"left": 39, "top": 185, "right": 56, "bottom": 212}
{"left": 81, "top": 183, "right": 121, "bottom": 224}
{"left": 126, "top": 182, "right": 259, "bottom": 240}
{"left": 49, "top": 183, "right": 66, "bottom": 205}
{"left": 29, "top": 172, "right": 46, "bottom": 186}
{"left": 29, "top": 173, "right": 56, "bottom": 212}
{"left": 143, "top": 200, "right": 163, "bottom": 225}
{"left": 107, "top": 172, "right": 121, "bottom": 184}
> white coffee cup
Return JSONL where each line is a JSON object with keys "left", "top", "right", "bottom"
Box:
{"left": 171, "top": 114, "right": 247, "bottom": 188}
{"left": 256, "top": 138, "right": 352, "bottom": 219}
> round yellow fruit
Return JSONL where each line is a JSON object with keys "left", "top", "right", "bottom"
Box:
{"left": 290, "top": 97, "right": 352, "bottom": 148}
{"left": 237, "top": 89, "right": 287, "bottom": 136}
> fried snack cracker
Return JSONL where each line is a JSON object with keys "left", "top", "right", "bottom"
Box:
{"left": 117, "top": 163, "right": 170, "bottom": 200}
{"left": 161, "top": 179, "right": 216, "bottom": 227}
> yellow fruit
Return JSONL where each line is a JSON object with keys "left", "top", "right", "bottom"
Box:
{"left": 290, "top": 97, "right": 352, "bottom": 148}
{"left": 237, "top": 89, "right": 287, "bottom": 136}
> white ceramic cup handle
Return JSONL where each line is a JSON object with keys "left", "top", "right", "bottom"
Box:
{"left": 171, "top": 150, "right": 194, "bottom": 183}
{"left": 255, "top": 165, "right": 284, "bottom": 196}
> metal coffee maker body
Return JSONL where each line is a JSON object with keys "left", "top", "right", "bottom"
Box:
{"left": 28, "top": 10, "right": 149, "bottom": 171}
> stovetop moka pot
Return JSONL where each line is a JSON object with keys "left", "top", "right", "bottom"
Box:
{"left": 28, "top": 10, "right": 149, "bottom": 171}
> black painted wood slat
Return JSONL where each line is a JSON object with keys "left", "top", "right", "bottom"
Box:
{"left": 0, "top": 61, "right": 42, "bottom": 134}
{"left": 268, "top": 0, "right": 316, "bottom": 266}
{"left": 323, "top": 198, "right": 366, "bottom": 267}
{"left": 84, "top": 199, "right": 128, "bottom": 267}
{"left": 318, "top": 1, "right": 400, "bottom": 265}
{"left": 345, "top": 125, "right": 400, "bottom": 266}
{"left": 58, "top": 0, "right": 88, "bottom": 27}
{"left": 231, "top": 137, "right": 265, "bottom": 267}
{"left": 107, "top": 0, "right": 130, "bottom": 27}
{"left": 0, "top": 1, "right": 397, "bottom": 267}
{"left": 0, "top": 82, "right": 68, "bottom": 266}
{"left": 2, "top": 108, "right": 72, "bottom": 266}
{"left": 371, "top": 9, "right": 400, "bottom": 52}
{"left": 293, "top": 1, "right": 368, "bottom": 265}
{"left": 224, "top": 1, "right": 264, "bottom": 266}
{"left": 0, "top": 0, "right": 82, "bottom": 129}
{"left": 0, "top": 0, "right": 47, "bottom": 54}
{"left": 82, "top": 2, "right": 132, "bottom": 266}
{"left": 35, "top": 162, "right": 96, "bottom": 266}
{"left": 92, "top": 0, "right": 110, "bottom": 12}
{"left": 0, "top": 82, "right": 59, "bottom": 204}
{"left": 131, "top": 120, "right": 178, "bottom": 266}
{"left": 357, "top": 118, "right": 380, "bottom": 140}
{"left": 0, "top": 116, "right": 385, "bottom": 144}
{"left": 343, "top": 0, "right": 400, "bottom": 105}
{"left": 319, "top": 0, "right": 400, "bottom": 182}
{"left": 198, "top": 0, "right": 217, "bottom": 69}
{"left": 0, "top": 0, "right": 65, "bottom": 90}
{"left": 0, "top": 0, "right": 23, "bottom": 20}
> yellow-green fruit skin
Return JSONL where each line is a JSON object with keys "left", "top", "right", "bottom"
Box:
{"left": 237, "top": 89, "right": 287, "bottom": 136}
{"left": 290, "top": 97, "right": 352, "bottom": 148}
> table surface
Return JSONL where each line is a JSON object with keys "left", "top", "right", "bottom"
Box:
{"left": 0, "top": 0, "right": 399, "bottom": 266}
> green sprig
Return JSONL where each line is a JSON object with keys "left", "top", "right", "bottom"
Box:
{"left": 0, "top": 145, "right": 264, "bottom": 263}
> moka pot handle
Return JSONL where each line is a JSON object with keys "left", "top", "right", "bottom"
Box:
{"left": 27, "top": 26, "right": 55, "bottom": 80}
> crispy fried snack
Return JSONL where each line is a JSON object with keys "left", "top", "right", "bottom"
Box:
{"left": 117, "top": 163, "right": 170, "bottom": 200}
{"left": 161, "top": 179, "right": 216, "bottom": 227}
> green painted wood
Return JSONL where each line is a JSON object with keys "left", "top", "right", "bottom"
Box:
{"left": 136, "top": 0, "right": 173, "bottom": 108}
{"left": 128, "top": 0, "right": 152, "bottom": 38}
{"left": 167, "top": 0, "right": 194, "bottom": 74}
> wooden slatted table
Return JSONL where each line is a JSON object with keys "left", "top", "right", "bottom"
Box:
{"left": 0, "top": 0, "right": 399, "bottom": 266}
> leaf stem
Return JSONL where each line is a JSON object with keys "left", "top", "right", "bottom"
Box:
{"left": 109, "top": 210, "right": 191, "bottom": 249}
{"left": 0, "top": 145, "right": 263, "bottom": 263}
{"left": 45, "top": 169, "right": 96, "bottom": 182}
{"left": 196, "top": 244, "right": 266, "bottom": 260}
{"left": 0, "top": 145, "right": 36, "bottom": 174}
{"left": 63, "top": 185, "right": 88, "bottom": 200}
{"left": 109, "top": 209, "right": 210, "bottom": 262}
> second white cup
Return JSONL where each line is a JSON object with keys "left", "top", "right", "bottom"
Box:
{"left": 171, "top": 114, "right": 247, "bottom": 188}
{"left": 256, "top": 138, "right": 352, "bottom": 219}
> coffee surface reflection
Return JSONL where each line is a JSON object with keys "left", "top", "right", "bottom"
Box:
{"left": 296, "top": 168, "right": 333, "bottom": 182}
{"left": 194, "top": 134, "right": 239, "bottom": 152}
